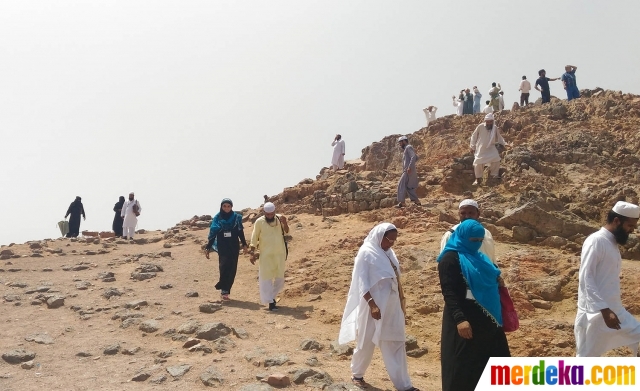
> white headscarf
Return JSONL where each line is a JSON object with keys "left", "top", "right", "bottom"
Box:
{"left": 338, "top": 223, "right": 400, "bottom": 344}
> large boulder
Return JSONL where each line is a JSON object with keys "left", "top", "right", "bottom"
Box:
{"left": 497, "top": 202, "right": 597, "bottom": 239}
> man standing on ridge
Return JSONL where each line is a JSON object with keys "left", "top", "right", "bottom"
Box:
{"left": 249, "top": 202, "right": 289, "bottom": 311}
{"left": 396, "top": 136, "right": 420, "bottom": 208}
{"left": 488, "top": 82, "right": 501, "bottom": 112}
{"left": 440, "top": 199, "right": 496, "bottom": 264}
{"left": 561, "top": 64, "right": 580, "bottom": 101}
{"left": 470, "top": 113, "right": 505, "bottom": 186}
{"left": 535, "top": 69, "right": 559, "bottom": 104}
{"left": 519, "top": 76, "right": 531, "bottom": 106}
{"left": 121, "top": 192, "right": 141, "bottom": 240}
{"left": 463, "top": 88, "right": 474, "bottom": 115}
{"left": 423, "top": 105, "right": 437, "bottom": 127}
{"left": 331, "top": 134, "right": 346, "bottom": 170}
{"left": 473, "top": 86, "right": 482, "bottom": 114}
{"left": 575, "top": 201, "right": 640, "bottom": 357}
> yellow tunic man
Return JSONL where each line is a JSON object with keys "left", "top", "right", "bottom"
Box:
{"left": 250, "top": 202, "right": 289, "bottom": 311}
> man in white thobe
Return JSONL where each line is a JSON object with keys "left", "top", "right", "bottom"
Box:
{"left": 339, "top": 223, "right": 417, "bottom": 391}
{"left": 452, "top": 96, "right": 463, "bottom": 116}
{"left": 470, "top": 113, "right": 505, "bottom": 186}
{"left": 121, "top": 192, "right": 141, "bottom": 240}
{"left": 249, "top": 202, "right": 289, "bottom": 311}
{"left": 575, "top": 201, "right": 640, "bottom": 357}
{"left": 331, "top": 134, "right": 346, "bottom": 170}
{"left": 440, "top": 199, "right": 496, "bottom": 263}
{"left": 423, "top": 106, "right": 437, "bottom": 127}
{"left": 482, "top": 100, "right": 494, "bottom": 114}
{"left": 498, "top": 91, "right": 505, "bottom": 111}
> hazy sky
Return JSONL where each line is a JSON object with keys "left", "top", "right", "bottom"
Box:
{"left": 1, "top": 1, "right": 639, "bottom": 244}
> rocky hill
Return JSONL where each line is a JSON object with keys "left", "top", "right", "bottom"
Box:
{"left": 2, "top": 89, "right": 640, "bottom": 390}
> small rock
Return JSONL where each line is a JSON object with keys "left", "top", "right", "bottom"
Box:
{"left": 406, "top": 347, "right": 429, "bottom": 358}
{"left": 300, "top": 339, "right": 323, "bottom": 351}
{"left": 200, "top": 366, "right": 224, "bottom": 386}
{"left": 306, "top": 356, "right": 320, "bottom": 367}
{"left": 75, "top": 281, "right": 92, "bottom": 290}
{"left": 195, "top": 322, "right": 232, "bottom": 341}
{"left": 185, "top": 291, "right": 199, "bottom": 297}
{"left": 125, "top": 299, "right": 148, "bottom": 309}
{"left": 263, "top": 354, "right": 289, "bottom": 367}
{"left": 330, "top": 341, "right": 353, "bottom": 356}
{"left": 139, "top": 320, "right": 160, "bottom": 333}
{"left": 103, "top": 344, "right": 120, "bottom": 355}
{"left": 121, "top": 347, "right": 141, "bottom": 355}
{"left": 149, "top": 374, "right": 167, "bottom": 384}
{"left": 266, "top": 373, "right": 290, "bottom": 387}
{"left": 232, "top": 327, "right": 249, "bottom": 340}
{"left": 531, "top": 299, "right": 553, "bottom": 310}
{"left": 46, "top": 295, "right": 65, "bottom": 309}
{"left": 131, "top": 272, "right": 156, "bottom": 281}
{"left": 157, "top": 350, "right": 173, "bottom": 358}
{"left": 160, "top": 251, "right": 171, "bottom": 257}
{"left": 239, "top": 384, "right": 274, "bottom": 391}
{"left": 102, "top": 288, "right": 122, "bottom": 299}
{"left": 76, "top": 351, "right": 92, "bottom": 357}
{"left": 2, "top": 349, "right": 36, "bottom": 364}
{"left": 177, "top": 320, "right": 201, "bottom": 334}
{"left": 214, "top": 336, "right": 236, "bottom": 353}
{"left": 132, "top": 371, "right": 151, "bottom": 382}
{"left": 121, "top": 318, "right": 142, "bottom": 329}
{"left": 182, "top": 338, "right": 201, "bottom": 349}
{"left": 166, "top": 364, "right": 192, "bottom": 378}
{"left": 21, "top": 360, "right": 35, "bottom": 370}
{"left": 199, "top": 302, "right": 222, "bottom": 314}
{"left": 160, "top": 283, "right": 173, "bottom": 289}
{"left": 25, "top": 333, "right": 54, "bottom": 345}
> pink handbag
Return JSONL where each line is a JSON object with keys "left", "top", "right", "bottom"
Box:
{"left": 499, "top": 286, "right": 519, "bottom": 332}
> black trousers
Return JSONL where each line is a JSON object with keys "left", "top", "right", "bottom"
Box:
{"left": 520, "top": 92, "right": 530, "bottom": 106}
{"left": 215, "top": 253, "right": 239, "bottom": 294}
{"left": 541, "top": 91, "right": 551, "bottom": 103}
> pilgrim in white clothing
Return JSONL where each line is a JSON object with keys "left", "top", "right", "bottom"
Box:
{"left": 338, "top": 223, "right": 415, "bottom": 391}
{"left": 121, "top": 193, "right": 141, "bottom": 239}
{"left": 423, "top": 106, "right": 437, "bottom": 127}
{"left": 575, "top": 202, "right": 640, "bottom": 357}
{"left": 452, "top": 97, "right": 463, "bottom": 116}
{"left": 331, "top": 136, "right": 346, "bottom": 170}
{"left": 470, "top": 113, "right": 505, "bottom": 184}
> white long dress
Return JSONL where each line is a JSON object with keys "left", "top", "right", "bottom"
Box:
{"left": 121, "top": 199, "right": 141, "bottom": 229}
{"left": 575, "top": 227, "right": 640, "bottom": 356}
{"left": 331, "top": 139, "right": 346, "bottom": 169}
{"left": 470, "top": 124, "right": 505, "bottom": 166}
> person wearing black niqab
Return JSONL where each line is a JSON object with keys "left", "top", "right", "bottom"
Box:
{"left": 65, "top": 196, "right": 86, "bottom": 238}
{"left": 112, "top": 196, "right": 125, "bottom": 237}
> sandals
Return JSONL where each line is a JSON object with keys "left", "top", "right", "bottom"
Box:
{"left": 351, "top": 376, "right": 368, "bottom": 389}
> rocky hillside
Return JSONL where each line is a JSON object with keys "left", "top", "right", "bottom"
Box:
{"left": 2, "top": 89, "right": 640, "bottom": 391}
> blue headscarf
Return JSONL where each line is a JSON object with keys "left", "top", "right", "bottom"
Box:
{"left": 437, "top": 219, "right": 502, "bottom": 326}
{"left": 206, "top": 198, "right": 243, "bottom": 251}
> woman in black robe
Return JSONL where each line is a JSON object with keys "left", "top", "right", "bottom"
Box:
{"left": 203, "top": 198, "right": 247, "bottom": 301}
{"left": 65, "top": 196, "right": 85, "bottom": 238}
{"left": 437, "top": 219, "right": 510, "bottom": 391}
{"left": 112, "top": 196, "right": 125, "bottom": 237}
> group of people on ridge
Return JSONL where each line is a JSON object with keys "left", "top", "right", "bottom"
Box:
{"left": 62, "top": 193, "right": 142, "bottom": 240}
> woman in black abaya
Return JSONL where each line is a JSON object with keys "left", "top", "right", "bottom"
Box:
{"left": 112, "top": 196, "right": 125, "bottom": 237}
{"left": 65, "top": 196, "right": 86, "bottom": 238}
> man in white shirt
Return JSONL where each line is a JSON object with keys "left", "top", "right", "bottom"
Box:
{"left": 575, "top": 201, "right": 640, "bottom": 357}
{"left": 498, "top": 91, "right": 505, "bottom": 111}
{"left": 121, "top": 192, "right": 141, "bottom": 240}
{"left": 440, "top": 199, "right": 496, "bottom": 263}
{"left": 452, "top": 95, "right": 463, "bottom": 116}
{"left": 482, "top": 100, "right": 493, "bottom": 114}
{"left": 470, "top": 113, "right": 505, "bottom": 186}
{"left": 519, "top": 76, "right": 532, "bottom": 106}
{"left": 422, "top": 106, "right": 437, "bottom": 127}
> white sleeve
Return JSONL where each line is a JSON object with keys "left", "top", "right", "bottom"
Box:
{"left": 470, "top": 127, "right": 479, "bottom": 149}
{"left": 440, "top": 231, "right": 451, "bottom": 253}
{"left": 581, "top": 241, "right": 609, "bottom": 311}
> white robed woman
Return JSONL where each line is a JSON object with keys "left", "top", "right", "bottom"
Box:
{"left": 338, "top": 223, "right": 420, "bottom": 391}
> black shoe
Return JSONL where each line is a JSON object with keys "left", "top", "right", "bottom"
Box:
{"left": 269, "top": 300, "right": 279, "bottom": 311}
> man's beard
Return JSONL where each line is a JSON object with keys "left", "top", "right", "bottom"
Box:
{"left": 613, "top": 224, "right": 630, "bottom": 245}
{"left": 129, "top": 198, "right": 134, "bottom": 201}
{"left": 265, "top": 216, "right": 276, "bottom": 223}
{"left": 486, "top": 123, "right": 493, "bottom": 130}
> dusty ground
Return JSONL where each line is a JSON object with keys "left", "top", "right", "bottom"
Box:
{"left": 2, "top": 206, "right": 640, "bottom": 391}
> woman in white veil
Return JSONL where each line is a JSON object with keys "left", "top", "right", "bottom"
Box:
{"left": 338, "top": 223, "right": 420, "bottom": 391}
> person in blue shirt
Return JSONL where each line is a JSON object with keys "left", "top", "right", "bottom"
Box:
{"left": 561, "top": 65, "right": 580, "bottom": 101}
{"left": 534, "top": 69, "right": 560, "bottom": 104}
